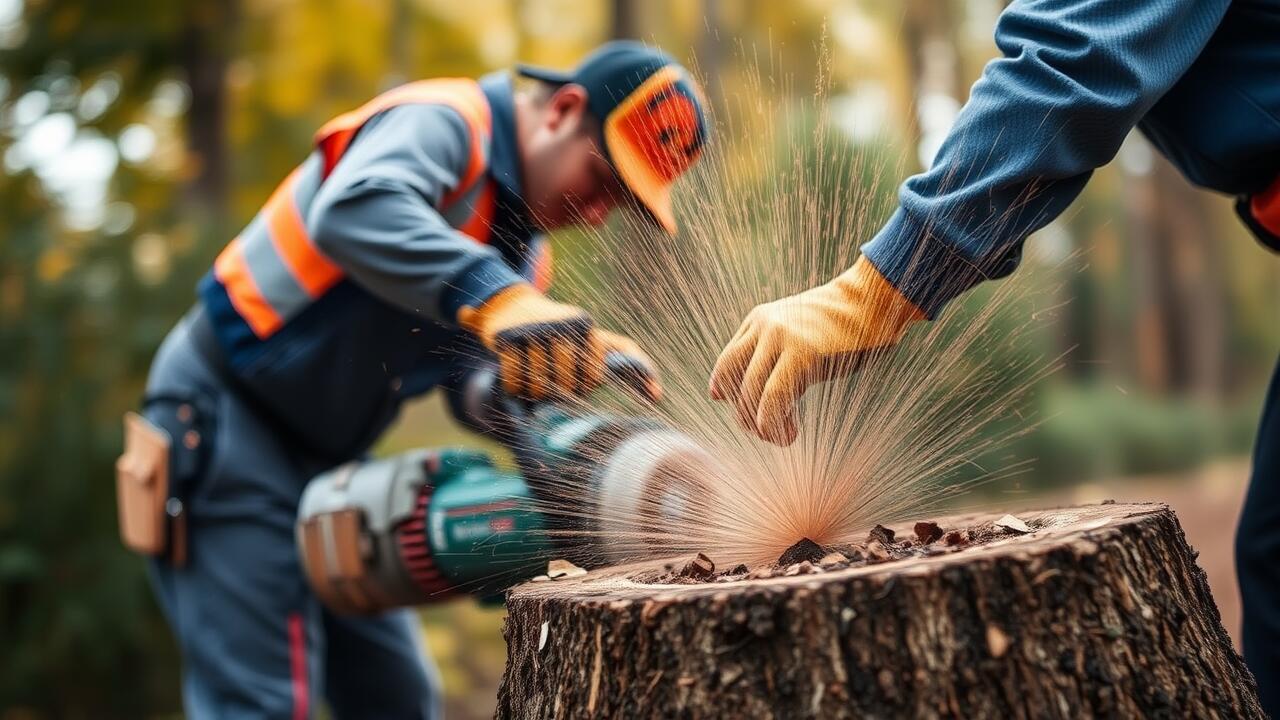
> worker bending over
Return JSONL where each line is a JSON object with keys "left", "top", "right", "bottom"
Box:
{"left": 118, "top": 41, "right": 708, "bottom": 718}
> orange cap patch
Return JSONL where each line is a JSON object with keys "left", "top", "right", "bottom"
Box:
{"left": 605, "top": 66, "right": 708, "bottom": 234}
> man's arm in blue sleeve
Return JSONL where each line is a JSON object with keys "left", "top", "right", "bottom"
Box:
{"left": 307, "top": 103, "right": 525, "bottom": 323}
{"left": 860, "top": 0, "right": 1231, "bottom": 317}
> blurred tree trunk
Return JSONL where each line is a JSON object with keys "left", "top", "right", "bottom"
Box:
{"left": 1122, "top": 138, "right": 1227, "bottom": 400}
{"left": 1124, "top": 154, "right": 1173, "bottom": 393}
{"left": 697, "top": 0, "right": 722, "bottom": 80}
{"left": 900, "top": 0, "right": 962, "bottom": 168}
{"left": 1062, "top": 231, "right": 1097, "bottom": 381}
{"left": 1154, "top": 165, "right": 1226, "bottom": 403}
{"left": 696, "top": 0, "right": 725, "bottom": 116}
{"left": 179, "top": 0, "right": 235, "bottom": 220}
{"left": 388, "top": 0, "right": 413, "bottom": 87}
{"left": 611, "top": 0, "right": 640, "bottom": 39}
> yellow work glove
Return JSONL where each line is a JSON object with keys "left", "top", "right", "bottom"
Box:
{"left": 459, "top": 283, "right": 662, "bottom": 402}
{"left": 708, "top": 257, "right": 924, "bottom": 445}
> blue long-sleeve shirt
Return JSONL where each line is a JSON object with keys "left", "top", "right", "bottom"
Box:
{"left": 861, "top": 0, "right": 1280, "bottom": 317}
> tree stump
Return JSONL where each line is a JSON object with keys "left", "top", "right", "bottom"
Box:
{"left": 496, "top": 503, "right": 1261, "bottom": 718}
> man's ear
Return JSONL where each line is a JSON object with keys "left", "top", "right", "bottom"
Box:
{"left": 545, "top": 83, "right": 590, "bottom": 132}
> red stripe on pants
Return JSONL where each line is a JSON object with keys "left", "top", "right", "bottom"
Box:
{"left": 288, "top": 613, "right": 309, "bottom": 720}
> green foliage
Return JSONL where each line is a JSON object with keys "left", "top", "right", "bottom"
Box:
{"left": 989, "top": 383, "right": 1263, "bottom": 489}
{"left": 0, "top": 192, "right": 195, "bottom": 715}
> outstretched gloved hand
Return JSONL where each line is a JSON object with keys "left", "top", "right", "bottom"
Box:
{"left": 459, "top": 283, "right": 662, "bottom": 402}
{"left": 708, "top": 257, "right": 924, "bottom": 445}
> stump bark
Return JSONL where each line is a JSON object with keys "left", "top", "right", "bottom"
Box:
{"left": 496, "top": 503, "right": 1261, "bottom": 719}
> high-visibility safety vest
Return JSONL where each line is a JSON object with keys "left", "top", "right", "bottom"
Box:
{"left": 211, "top": 79, "right": 499, "bottom": 341}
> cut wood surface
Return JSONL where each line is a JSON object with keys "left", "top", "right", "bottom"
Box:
{"left": 496, "top": 503, "right": 1261, "bottom": 719}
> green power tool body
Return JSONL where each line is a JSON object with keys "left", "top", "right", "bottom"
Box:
{"left": 296, "top": 358, "right": 717, "bottom": 614}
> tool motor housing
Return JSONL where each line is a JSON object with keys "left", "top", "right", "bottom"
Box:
{"left": 297, "top": 447, "right": 546, "bottom": 614}
{"left": 297, "top": 366, "right": 721, "bottom": 615}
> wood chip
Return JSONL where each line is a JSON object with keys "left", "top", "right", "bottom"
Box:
{"left": 547, "top": 559, "right": 587, "bottom": 579}
{"left": 913, "top": 521, "right": 944, "bottom": 543}
{"left": 867, "top": 524, "right": 896, "bottom": 545}
{"left": 986, "top": 624, "right": 1010, "bottom": 658}
{"left": 818, "top": 552, "right": 848, "bottom": 567}
{"left": 538, "top": 621, "right": 549, "bottom": 651}
{"left": 943, "top": 530, "right": 968, "bottom": 546}
{"left": 530, "top": 574, "right": 551, "bottom": 583}
{"left": 994, "top": 514, "right": 1032, "bottom": 534}
{"left": 784, "top": 561, "right": 817, "bottom": 576}
{"left": 865, "top": 541, "right": 891, "bottom": 562}
{"left": 777, "top": 537, "right": 826, "bottom": 566}
{"left": 679, "top": 552, "right": 716, "bottom": 579}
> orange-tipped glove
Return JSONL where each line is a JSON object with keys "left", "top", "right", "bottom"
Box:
{"left": 708, "top": 257, "right": 924, "bottom": 445}
{"left": 459, "top": 283, "right": 662, "bottom": 402}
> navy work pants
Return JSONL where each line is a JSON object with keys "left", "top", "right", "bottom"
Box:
{"left": 142, "top": 317, "right": 441, "bottom": 719}
{"left": 1238, "top": 352, "right": 1280, "bottom": 716}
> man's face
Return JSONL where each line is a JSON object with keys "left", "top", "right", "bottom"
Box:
{"left": 520, "top": 85, "right": 630, "bottom": 230}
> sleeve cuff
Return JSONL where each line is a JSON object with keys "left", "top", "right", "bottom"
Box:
{"left": 439, "top": 254, "right": 525, "bottom": 321}
{"left": 859, "top": 208, "right": 992, "bottom": 319}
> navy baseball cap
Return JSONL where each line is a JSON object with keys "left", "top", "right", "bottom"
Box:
{"left": 517, "top": 41, "right": 709, "bottom": 234}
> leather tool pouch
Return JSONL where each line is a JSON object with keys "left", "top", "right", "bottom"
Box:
{"left": 116, "top": 412, "right": 173, "bottom": 559}
{"left": 116, "top": 393, "right": 214, "bottom": 567}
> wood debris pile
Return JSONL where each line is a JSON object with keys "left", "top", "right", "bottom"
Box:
{"left": 646, "top": 514, "right": 1041, "bottom": 585}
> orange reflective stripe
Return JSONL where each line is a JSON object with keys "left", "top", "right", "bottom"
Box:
{"left": 318, "top": 127, "right": 358, "bottom": 178}
{"left": 458, "top": 181, "right": 496, "bottom": 245}
{"left": 215, "top": 79, "right": 498, "bottom": 342}
{"left": 314, "top": 79, "right": 492, "bottom": 201}
{"left": 1250, "top": 175, "right": 1280, "bottom": 237}
{"left": 265, "top": 169, "right": 344, "bottom": 297}
{"left": 214, "top": 239, "right": 283, "bottom": 338}
{"left": 531, "top": 241, "right": 554, "bottom": 292}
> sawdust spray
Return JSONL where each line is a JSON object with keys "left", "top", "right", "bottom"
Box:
{"left": 512, "top": 54, "right": 1062, "bottom": 570}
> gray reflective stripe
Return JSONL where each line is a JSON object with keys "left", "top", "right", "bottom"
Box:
{"left": 239, "top": 213, "right": 312, "bottom": 321}
{"left": 225, "top": 99, "right": 492, "bottom": 334}
{"left": 292, "top": 153, "right": 324, "bottom": 220}
{"left": 238, "top": 154, "right": 336, "bottom": 324}
{"left": 439, "top": 122, "right": 492, "bottom": 230}
{"left": 439, "top": 178, "right": 486, "bottom": 230}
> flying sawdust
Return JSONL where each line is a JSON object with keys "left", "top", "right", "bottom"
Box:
{"left": 516, "top": 54, "right": 1062, "bottom": 569}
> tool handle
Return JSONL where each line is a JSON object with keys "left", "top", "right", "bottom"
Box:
{"left": 447, "top": 349, "right": 659, "bottom": 442}
{"left": 604, "top": 350, "right": 661, "bottom": 403}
